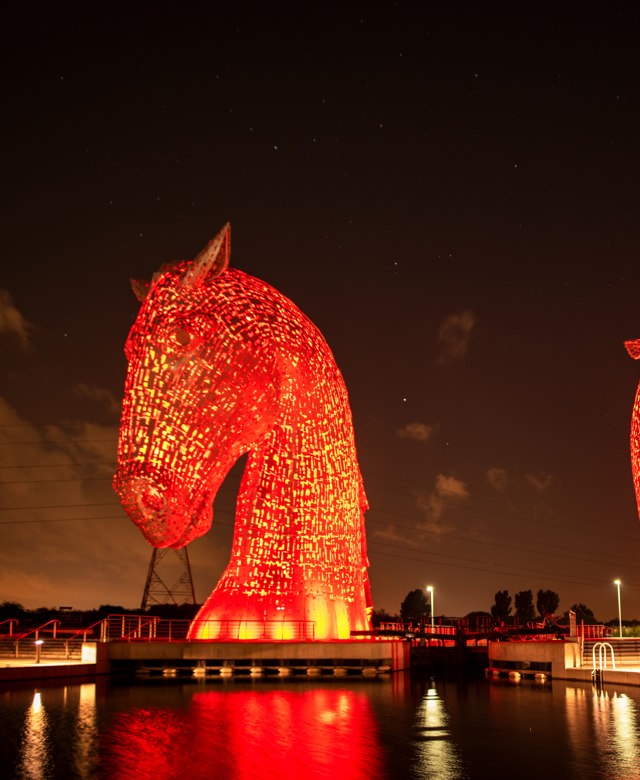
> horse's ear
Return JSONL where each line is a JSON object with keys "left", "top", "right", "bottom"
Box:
{"left": 131, "top": 278, "right": 151, "bottom": 302}
{"left": 626, "top": 339, "right": 640, "bottom": 359}
{"left": 182, "top": 222, "right": 231, "bottom": 289}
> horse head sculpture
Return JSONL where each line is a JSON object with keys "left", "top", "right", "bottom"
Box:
{"left": 113, "top": 224, "right": 373, "bottom": 639}
{"left": 626, "top": 338, "right": 640, "bottom": 520}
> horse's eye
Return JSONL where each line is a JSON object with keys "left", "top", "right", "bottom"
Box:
{"left": 173, "top": 329, "right": 192, "bottom": 346}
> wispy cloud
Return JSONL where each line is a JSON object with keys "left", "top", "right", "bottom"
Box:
{"left": 369, "top": 523, "right": 411, "bottom": 545}
{"left": 436, "top": 309, "right": 475, "bottom": 364}
{"left": 525, "top": 472, "right": 553, "bottom": 493}
{"left": 368, "top": 473, "right": 470, "bottom": 548}
{"left": 74, "top": 383, "right": 122, "bottom": 419}
{"left": 416, "top": 473, "right": 469, "bottom": 535}
{"left": 0, "top": 395, "right": 144, "bottom": 609}
{"left": 396, "top": 422, "right": 433, "bottom": 442}
{"left": 486, "top": 466, "right": 508, "bottom": 492}
{"left": 0, "top": 289, "right": 33, "bottom": 349}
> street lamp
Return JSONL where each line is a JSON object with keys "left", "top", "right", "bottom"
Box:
{"left": 614, "top": 579, "right": 623, "bottom": 638}
{"left": 34, "top": 639, "right": 43, "bottom": 664}
{"left": 426, "top": 585, "right": 434, "bottom": 630}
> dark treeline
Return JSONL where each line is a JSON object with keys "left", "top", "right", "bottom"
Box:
{"left": 0, "top": 600, "right": 201, "bottom": 628}
{"left": 372, "top": 588, "right": 640, "bottom": 631}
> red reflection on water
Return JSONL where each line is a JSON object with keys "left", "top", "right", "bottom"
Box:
{"left": 102, "top": 686, "right": 384, "bottom": 780}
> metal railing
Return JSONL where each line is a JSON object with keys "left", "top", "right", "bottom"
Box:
{"left": 61, "top": 619, "right": 109, "bottom": 658}
{"left": 378, "top": 621, "right": 458, "bottom": 635}
{"left": 4, "top": 619, "right": 62, "bottom": 659}
{"left": 1, "top": 612, "right": 492, "bottom": 652}
{"left": 15, "top": 620, "right": 62, "bottom": 642}
{"left": 578, "top": 624, "right": 612, "bottom": 639}
{"left": 592, "top": 641, "right": 616, "bottom": 671}
{"left": 187, "top": 619, "right": 316, "bottom": 641}
{"left": 119, "top": 616, "right": 161, "bottom": 641}
{"left": 423, "top": 625, "right": 457, "bottom": 635}
{"left": 0, "top": 618, "right": 19, "bottom": 637}
{"left": 379, "top": 622, "right": 411, "bottom": 633}
{"left": 99, "top": 615, "right": 316, "bottom": 642}
{"left": 80, "top": 614, "right": 170, "bottom": 641}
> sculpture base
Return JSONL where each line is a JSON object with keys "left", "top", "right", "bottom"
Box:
{"left": 107, "top": 638, "right": 411, "bottom": 674}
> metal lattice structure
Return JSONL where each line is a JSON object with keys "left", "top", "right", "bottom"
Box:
{"left": 141, "top": 547, "right": 197, "bottom": 609}
{"left": 114, "top": 224, "right": 373, "bottom": 640}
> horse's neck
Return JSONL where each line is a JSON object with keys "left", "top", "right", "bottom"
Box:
{"left": 241, "top": 378, "right": 362, "bottom": 519}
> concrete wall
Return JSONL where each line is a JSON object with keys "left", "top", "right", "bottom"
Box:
{"left": 107, "top": 639, "right": 411, "bottom": 670}
{"left": 82, "top": 642, "right": 110, "bottom": 674}
{"left": 489, "top": 638, "right": 571, "bottom": 671}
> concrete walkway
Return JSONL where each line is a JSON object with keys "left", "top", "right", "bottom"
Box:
{"left": 557, "top": 664, "right": 640, "bottom": 687}
{"left": 1, "top": 657, "right": 97, "bottom": 683}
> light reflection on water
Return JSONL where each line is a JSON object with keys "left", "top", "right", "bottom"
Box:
{"left": 411, "top": 683, "right": 463, "bottom": 779}
{"left": 1, "top": 675, "right": 639, "bottom": 779}
{"left": 105, "top": 685, "right": 385, "bottom": 780}
{"left": 566, "top": 684, "right": 640, "bottom": 779}
{"left": 18, "top": 691, "right": 50, "bottom": 779}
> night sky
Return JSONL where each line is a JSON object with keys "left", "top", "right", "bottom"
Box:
{"left": 2, "top": 5, "right": 640, "bottom": 623}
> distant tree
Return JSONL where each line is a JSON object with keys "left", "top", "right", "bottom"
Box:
{"left": 490, "top": 590, "right": 512, "bottom": 623}
{"left": 147, "top": 603, "right": 201, "bottom": 620}
{"left": 94, "top": 605, "right": 130, "bottom": 619}
{"left": 400, "top": 589, "right": 429, "bottom": 622}
{"left": 536, "top": 589, "right": 560, "bottom": 618}
{"left": 514, "top": 590, "right": 535, "bottom": 625}
{"left": 564, "top": 603, "right": 597, "bottom": 624}
{"left": 0, "top": 601, "right": 26, "bottom": 622}
{"left": 33, "top": 606, "right": 56, "bottom": 623}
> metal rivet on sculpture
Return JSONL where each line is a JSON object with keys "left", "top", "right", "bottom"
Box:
{"left": 626, "top": 338, "right": 640, "bottom": 520}
{"left": 113, "top": 224, "right": 373, "bottom": 640}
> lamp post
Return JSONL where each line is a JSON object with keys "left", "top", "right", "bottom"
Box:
{"left": 426, "top": 585, "right": 434, "bottom": 630}
{"left": 34, "top": 639, "right": 43, "bottom": 664}
{"left": 614, "top": 579, "right": 623, "bottom": 638}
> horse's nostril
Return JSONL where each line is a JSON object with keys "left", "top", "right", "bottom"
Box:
{"left": 137, "top": 485, "right": 166, "bottom": 517}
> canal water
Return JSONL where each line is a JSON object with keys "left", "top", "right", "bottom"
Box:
{"left": 1, "top": 671, "right": 639, "bottom": 780}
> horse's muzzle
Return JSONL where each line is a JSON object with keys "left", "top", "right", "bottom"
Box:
{"left": 114, "top": 472, "right": 213, "bottom": 547}
{"left": 114, "top": 475, "right": 172, "bottom": 545}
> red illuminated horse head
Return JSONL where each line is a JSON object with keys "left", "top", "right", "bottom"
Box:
{"left": 114, "top": 224, "right": 373, "bottom": 639}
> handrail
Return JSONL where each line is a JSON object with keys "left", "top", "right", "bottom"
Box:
{"left": 120, "top": 616, "right": 159, "bottom": 641}
{"left": 379, "top": 622, "right": 411, "bottom": 632}
{"left": 0, "top": 618, "right": 18, "bottom": 637}
{"left": 18, "top": 619, "right": 62, "bottom": 641}
{"left": 592, "top": 641, "right": 616, "bottom": 671}
{"left": 8, "top": 619, "right": 62, "bottom": 660}
{"left": 187, "top": 618, "right": 316, "bottom": 641}
{"left": 424, "top": 625, "right": 457, "bottom": 635}
{"left": 106, "top": 614, "right": 159, "bottom": 641}
{"left": 63, "top": 619, "right": 107, "bottom": 643}
{"left": 578, "top": 624, "right": 612, "bottom": 639}
{"left": 62, "top": 619, "right": 108, "bottom": 656}
{"left": 378, "top": 621, "right": 460, "bottom": 634}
